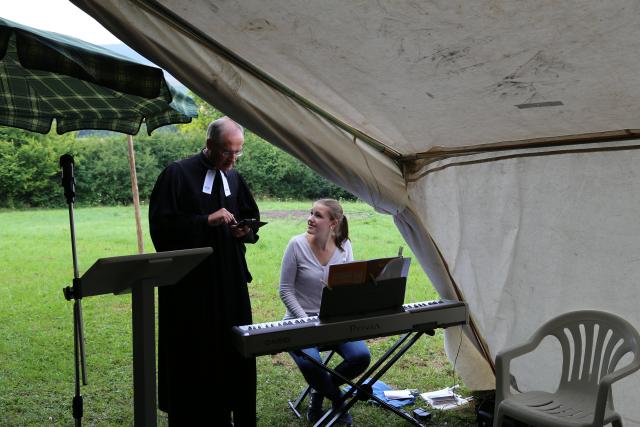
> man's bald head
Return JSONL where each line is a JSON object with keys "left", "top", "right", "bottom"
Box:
{"left": 207, "top": 117, "right": 243, "bottom": 147}
{"left": 205, "top": 117, "right": 245, "bottom": 171}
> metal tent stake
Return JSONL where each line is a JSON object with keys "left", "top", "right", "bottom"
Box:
{"left": 60, "top": 154, "right": 88, "bottom": 427}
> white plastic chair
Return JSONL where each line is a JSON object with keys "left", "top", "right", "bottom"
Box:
{"left": 494, "top": 310, "right": 640, "bottom": 427}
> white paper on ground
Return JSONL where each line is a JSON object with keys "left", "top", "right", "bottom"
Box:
{"left": 420, "top": 385, "right": 472, "bottom": 410}
{"left": 383, "top": 389, "right": 413, "bottom": 400}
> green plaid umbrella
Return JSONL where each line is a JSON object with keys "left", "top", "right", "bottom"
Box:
{"left": 0, "top": 17, "right": 197, "bottom": 134}
{"left": 0, "top": 17, "right": 198, "bottom": 253}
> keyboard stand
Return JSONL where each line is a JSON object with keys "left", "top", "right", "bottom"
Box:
{"left": 295, "top": 326, "right": 436, "bottom": 427}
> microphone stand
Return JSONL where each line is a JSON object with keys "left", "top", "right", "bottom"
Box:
{"left": 60, "top": 154, "right": 88, "bottom": 427}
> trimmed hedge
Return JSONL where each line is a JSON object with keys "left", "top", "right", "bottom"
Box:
{"left": 0, "top": 127, "right": 353, "bottom": 208}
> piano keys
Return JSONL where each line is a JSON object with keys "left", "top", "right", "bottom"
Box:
{"left": 232, "top": 299, "right": 467, "bottom": 357}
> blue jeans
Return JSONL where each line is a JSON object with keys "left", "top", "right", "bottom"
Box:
{"left": 289, "top": 340, "right": 371, "bottom": 402}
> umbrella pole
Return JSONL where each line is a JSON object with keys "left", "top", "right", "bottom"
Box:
{"left": 126, "top": 135, "right": 145, "bottom": 254}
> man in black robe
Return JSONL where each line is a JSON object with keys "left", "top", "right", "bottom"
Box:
{"left": 149, "top": 117, "right": 259, "bottom": 425}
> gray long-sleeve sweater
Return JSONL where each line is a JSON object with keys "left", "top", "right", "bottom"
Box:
{"left": 279, "top": 233, "right": 353, "bottom": 319}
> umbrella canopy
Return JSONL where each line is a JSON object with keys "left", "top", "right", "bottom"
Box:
{"left": 0, "top": 16, "right": 199, "bottom": 254}
{"left": 0, "top": 17, "right": 197, "bottom": 135}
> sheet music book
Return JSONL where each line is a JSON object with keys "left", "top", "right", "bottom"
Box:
{"left": 327, "top": 256, "right": 411, "bottom": 288}
{"left": 327, "top": 256, "right": 396, "bottom": 288}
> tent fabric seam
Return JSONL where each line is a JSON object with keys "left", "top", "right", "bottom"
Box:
{"left": 407, "top": 143, "right": 640, "bottom": 182}
{"left": 401, "top": 129, "right": 640, "bottom": 162}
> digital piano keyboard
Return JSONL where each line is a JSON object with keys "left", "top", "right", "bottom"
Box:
{"left": 232, "top": 299, "right": 467, "bottom": 357}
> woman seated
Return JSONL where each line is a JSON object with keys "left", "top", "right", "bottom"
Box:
{"left": 279, "top": 198, "right": 371, "bottom": 424}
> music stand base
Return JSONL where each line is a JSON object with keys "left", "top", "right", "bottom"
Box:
{"left": 132, "top": 282, "right": 158, "bottom": 426}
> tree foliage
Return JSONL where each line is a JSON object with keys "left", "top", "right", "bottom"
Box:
{"left": 0, "top": 101, "right": 354, "bottom": 208}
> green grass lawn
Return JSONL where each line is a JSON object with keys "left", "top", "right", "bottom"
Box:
{"left": 0, "top": 201, "right": 476, "bottom": 426}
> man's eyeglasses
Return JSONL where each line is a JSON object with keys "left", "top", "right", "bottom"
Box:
{"left": 220, "top": 149, "right": 243, "bottom": 158}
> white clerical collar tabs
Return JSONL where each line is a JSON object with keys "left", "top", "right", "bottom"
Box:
{"left": 220, "top": 171, "right": 231, "bottom": 197}
{"left": 202, "top": 169, "right": 214, "bottom": 194}
{"left": 202, "top": 169, "right": 231, "bottom": 197}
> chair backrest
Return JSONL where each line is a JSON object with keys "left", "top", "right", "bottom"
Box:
{"left": 540, "top": 310, "right": 640, "bottom": 393}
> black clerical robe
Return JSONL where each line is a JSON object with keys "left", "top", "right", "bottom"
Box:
{"left": 149, "top": 151, "right": 259, "bottom": 425}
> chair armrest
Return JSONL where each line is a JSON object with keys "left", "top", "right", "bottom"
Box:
{"left": 601, "top": 359, "right": 640, "bottom": 385}
{"left": 593, "top": 358, "right": 640, "bottom": 423}
{"left": 495, "top": 336, "right": 545, "bottom": 403}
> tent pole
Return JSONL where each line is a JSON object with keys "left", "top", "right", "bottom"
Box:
{"left": 126, "top": 135, "right": 145, "bottom": 254}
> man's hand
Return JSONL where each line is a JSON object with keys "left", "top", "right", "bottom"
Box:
{"left": 230, "top": 224, "right": 251, "bottom": 239}
{"left": 208, "top": 208, "right": 235, "bottom": 226}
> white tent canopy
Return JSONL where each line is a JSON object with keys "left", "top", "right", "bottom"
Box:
{"left": 71, "top": 1, "right": 640, "bottom": 424}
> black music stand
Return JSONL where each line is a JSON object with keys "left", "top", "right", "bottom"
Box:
{"left": 78, "top": 248, "right": 212, "bottom": 426}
